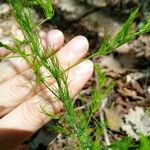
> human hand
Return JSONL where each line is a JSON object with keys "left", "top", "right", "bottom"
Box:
{"left": 0, "top": 29, "right": 93, "bottom": 150}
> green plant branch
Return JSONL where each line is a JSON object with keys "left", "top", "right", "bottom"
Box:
{"left": 2, "top": 1, "right": 150, "bottom": 149}
{"left": 7, "top": 0, "right": 92, "bottom": 149}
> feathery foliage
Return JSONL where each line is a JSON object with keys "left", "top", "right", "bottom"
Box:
{"left": 91, "top": 64, "right": 114, "bottom": 113}
{"left": 139, "top": 135, "right": 150, "bottom": 150}
{"left": 1, "top": 0, "right": 150, "bottom": 149}
{"left": 97, "top": 7, "right": 150, "bottom": 56}
{"left": 109, "top": 137, "right": 135, "bottom": 150}
{"left": 7, "top": 0, "right": 92, "bottom": 149}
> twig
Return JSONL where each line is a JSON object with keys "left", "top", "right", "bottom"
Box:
{"left": 99, "top": 97, "right": 111, "bottom": 146}
{"left": 74, "top": 102, "right": 91, "bottom": 111}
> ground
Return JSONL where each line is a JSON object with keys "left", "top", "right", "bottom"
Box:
{"left": 0, "top": 0, "right": 150, "bottom": 149}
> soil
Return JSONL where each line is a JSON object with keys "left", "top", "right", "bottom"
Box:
{"left": 0, "top": 0, "right": 150, "bottom": 149}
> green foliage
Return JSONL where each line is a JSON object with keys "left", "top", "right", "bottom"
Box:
{"left": 90, "top": 124, "right": 104, "bottom": 150}
{"left": 25, "top": 0, "right": 54, "bottom": 19}
{"left": 1, "top": 1, "right": 150, "bottom": 149}
{"left": 36, "top": 0, "right": 54, "bottom": 19}
{"left": 109, "top": 137, "right": 135, "bottom": 150}
{"left": 97, "top": 7, "right": 150, "bottom": 56}
{"left": 138, "top": 17, "right": 150, "bottom": 34}
{"left": 91, "top": 64, "right": 114, "bottom": 113}
{"left": 139, "top": 135, "right": 150, "bottom": 150}
{"left": 7, "top": 0, "right": 92, "bottom": 149}
{"left": 146, "top": 107, "right": 150, "bottom": 117}
{"left": 48, "top": 124, "right": 70, "bottom": 135}
{"left": 0, "top": 42, "right": 15, "bottom": 53}
{"left": 7, "top": 0, "right": 41, "bottom": 66}
{"left": 112, "top": 7, "right": 139, "bottom": 48}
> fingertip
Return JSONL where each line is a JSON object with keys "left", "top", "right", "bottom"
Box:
{"left": 47, "top": 29, "right": 64, "bottom": 50}
{"left": 57, "top": 35, "right": 89, "bottom": 66}
{"left": 71, "top": 35, "right": 89, "bottom": 53}
{"left": 75, "top": 60, "right": 94, "bottom": 77}
{"left": 0, "top": 48, "right": 9, "bottom": 57}
{"left": 68, "top": 60, "right": 93, "bottom": 97}
{"left": 77, "top": 35, "right": 89, "bottom": 51}
{"left": 84, "top": 60, "right": 94, "bottom": 75}
{"left": 39, "top": 31, "right": 47, "bottom": 47}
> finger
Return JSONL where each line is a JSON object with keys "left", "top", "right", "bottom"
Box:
{"left": 0, "top": 48, "right": 10, "bottom": 57}
{"left": 0, "top": 29, "right": 64, "bottom": 84}
{"left": 0, "top": 37, "right": 14, "bottom": 57}
{"left": 0, "top": 60, "right": 93, "bottom": 149}
{"left": 0, "top": 36, "right": 89, "bottom": 116}
{"left": 40, "top": 29, "right": 65, "bottom": 50}
{"left": 41, "top": 35, "right": 89, "bottom": 77}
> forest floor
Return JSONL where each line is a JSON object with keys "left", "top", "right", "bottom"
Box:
{"left": 0, "top": 0, "right": 150, "bottom": 149}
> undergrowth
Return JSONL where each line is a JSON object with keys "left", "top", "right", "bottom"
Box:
{"left": 0, "top": 0, "right": 150, "bottom": 149}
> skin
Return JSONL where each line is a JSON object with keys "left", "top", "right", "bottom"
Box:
{"left": 0, "top": 29, "right": 93, "bottom": 150}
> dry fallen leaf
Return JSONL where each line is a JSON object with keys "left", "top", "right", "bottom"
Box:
{"left": 121, "top": 107, "right": 150, "bottom": 140}
{"left": 104, "top": 105, "right": 125, "bottom": 132}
